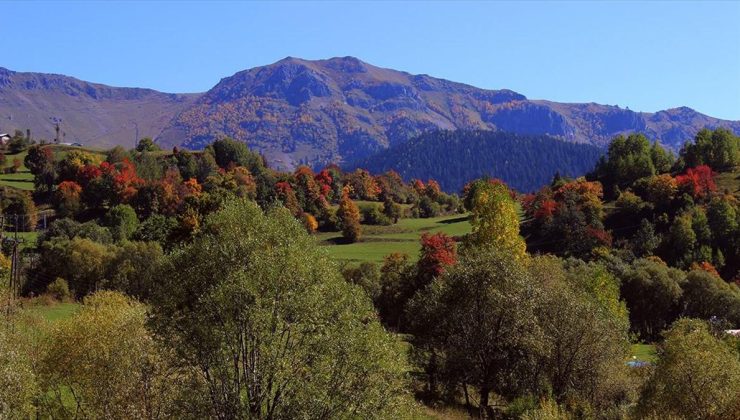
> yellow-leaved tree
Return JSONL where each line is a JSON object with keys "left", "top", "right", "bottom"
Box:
{"left": 466, "top": 180, "right": 526, "bottom": 260}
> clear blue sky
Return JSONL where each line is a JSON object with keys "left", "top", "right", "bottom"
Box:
{"left": 2, "top": 1, "right": 739, "bottom": 119}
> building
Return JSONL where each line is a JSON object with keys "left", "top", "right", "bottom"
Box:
{"left": 0, "top": 133, "right": 10, "bottom": 145}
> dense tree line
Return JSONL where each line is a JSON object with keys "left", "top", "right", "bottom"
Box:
{"left": 352, "top": 130, "right": 606, "bottom": 192}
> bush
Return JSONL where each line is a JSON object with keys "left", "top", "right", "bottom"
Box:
{"left": 361, "top": 205, "right": 391, "bottom": 226}
{"left": 416, "top": 196, "right": 441, "bottom": 218}
{"left": 46, "top": 278, "right": 71, "bottom": 301}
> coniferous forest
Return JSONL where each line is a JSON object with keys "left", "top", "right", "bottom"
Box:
{"left": 352, "top": 130, "right": 606, "bottom": 192}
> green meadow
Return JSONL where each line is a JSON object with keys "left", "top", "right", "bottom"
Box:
{"left": 317, "top": 213, "right": 471, "bottom": 264}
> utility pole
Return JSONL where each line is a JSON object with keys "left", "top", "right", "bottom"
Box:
{"left": 4, "top": 214, "right": 24, "bottom": 318}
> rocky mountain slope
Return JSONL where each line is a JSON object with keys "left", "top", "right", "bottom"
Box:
{"left": 0, "top": 67, "right": 200, "bottom": 149}
{"left": 156, "top": 57, "right": 740, "bottom": 170}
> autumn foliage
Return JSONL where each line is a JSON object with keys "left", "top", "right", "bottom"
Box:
{"left": 417, "top": 232, "right": 457, "bottom": 281}
{"left": 337, "top": 187, "right": 362, "bottom": 242}
{"left": 676, "top": 165, "right": 716, "bottom": 199}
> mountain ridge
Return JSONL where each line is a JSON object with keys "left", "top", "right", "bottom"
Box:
{"left": 1, "top": 57, "right": 738, "bottom": 169}
{"left": 155, "top": 56, "right": 740, "bottom": 170}
{"left": 0, "top": 66, "right": 201, "bottom": 148}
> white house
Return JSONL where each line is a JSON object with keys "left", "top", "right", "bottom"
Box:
{"left": 0, "top": 133, "right": 10, "bottom": 145}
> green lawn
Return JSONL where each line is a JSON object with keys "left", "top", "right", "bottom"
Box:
{"left": 630, "top": 343, "right": 657, "bottom": 363}
{"left": 25, "top": 302, "right": 79, "bottom": 322}
{"left": 317, "top": 214, "right": 471, "bottom": 264}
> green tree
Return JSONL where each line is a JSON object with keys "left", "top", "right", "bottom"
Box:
{"left": 207, "top": 138, "right": 265, "bottom": 175}
{"left": 408, "top": 247, "right": 542, "bottom": 416}
{"left": 680, "top": 128, "right": 740, "bottom": 171}
{"left": 594, "top": 133, "right": 656, "bottom": 196}
{"left": 149, "top": 199, "right": 413, "bottom": 418}
{"left": 532, "top": 257, "right": 632, "bottom": 412}
{"left": 619, "top": 258, "right": 685, "bottom": 340}
{"left": 636, "top": 318, "right": 740, "bottom": 419}
{"left": 650, "top": 141, "right": 674, "bottom": 174}
{"left": 3, "top": 192, "right": 38, "bottom": 231}
{"left": 135, "top": 137, "right": 162, "bottom": 153}
{"left": 681, "top": 269, "right": 740, "bottom": 325}
{"left": 106, "top": 241, "right": 164, "bottom": 299}
{"left": 38, "top": 291, "right": 204, "bottom": 418}
{"left": 102, "top": 204, "right": 140, "bottom": 241}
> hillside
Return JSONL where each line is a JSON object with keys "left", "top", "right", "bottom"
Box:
{"left": 0, "top": 67, "right": 200, "bottom": 149}
{"left": 156, "top": 56, "right": 740, "bottom": 170}
{"left": 351, "top": 130, "right": 606, "bottom": 192}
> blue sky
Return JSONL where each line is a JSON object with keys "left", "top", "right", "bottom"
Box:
{"left": 2, "top": 1, "right": 739, "bottom": 119}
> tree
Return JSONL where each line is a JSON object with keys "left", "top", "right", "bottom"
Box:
{"left": 466, "top": 180, "right": 526, "bottom": 260}
{"left": 631, "top": 219, "right": 661, "bottom": 257}
{"left": 676, "top": 165, "right": 716, "bottom": 200}
{"left": 135, "top": 137, "right": 161, "bottom": 153}
{"left": 681, "top": 269, "right": 740, "bottom": 325}
{"left": 102, "top": 204, "right": 140, "bottom": 241}
{"left": 594, "top": 133, "right": 656, "bottom": 196}
{"left": 25, "top": 145, "right": 56, "bottom": 194}
{"left": 38, "top": 291, "right": 203, "bottom": 418}
{"left": 106, "top": 241, "right": 164, "bottom": 299}
{"left": 207, "top": 138, "right": 265, "bottom": 175}
{"left": 3, "top": 192, "right": 38, "bottom": 231}
{"left": 149, "top": 199, "right": 413, "bottom": 418}
{"left": 342, "top": 261, "right": 381, "bottom": 300}
{"left": 55, "top": 180, "right": 83, "bottom": 217}
{"left": 417, "top": 232, "right": 457, "bottom": 284}
{"left": 376, "top": 252, "right": 417, "bottom": 330}
{"left": 34, "top": 237, "right": 115, "bottom": 297}
{"left": 650, "top": 141, "right": 675, "bottom": 174}
{"left": 680, "top": 128, "right": 740, "bottom": 171}
{"left": 382, "top": 196, "right": 402, "bottom": 223}
{"left": 408, "top": 247, "right": 542, "bottom": 416}
{"left": 337, "top": 187, "right": 362, "bottom": 242}
{"left": 619, "top": 258, "right": 685, "bottom": 340}
{"left": 131, "top": 214, "right": 177, "bottom": 249}
{"left": 0, "top": 319, "right": 38, "bottom": 418}
{"left": 532, "top": 257, "right": 631, "bottom": 411}
{"left": 637, "top": 319, "right": 740, "bottom": 419}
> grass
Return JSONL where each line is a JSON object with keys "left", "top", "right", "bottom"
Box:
{"left": 630, "top": 343, "right": 657, "bottom": 363}
{"left": 714, "top": 166, "right": 739, "bottom": 199}
{"left": 0, "top": 149, "right": 34, "bottom": 190}
{"left": 25, "top": 301, "right": 79, "bottom": 322}
{"left": 317, "top": 214, "right": 471, "bottom": 264}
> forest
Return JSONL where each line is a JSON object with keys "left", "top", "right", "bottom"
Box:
{"left": 352, "top": 130, "right": 606, "bottom": 193}
{"left": 0, "top": 127, "right": 739, "bottom": 419}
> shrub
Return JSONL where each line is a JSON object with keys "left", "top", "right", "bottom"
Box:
{"left": 46, "top": 278, "right": 71, "bottom": 301}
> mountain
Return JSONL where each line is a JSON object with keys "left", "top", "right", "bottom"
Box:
{"left": 0, "top": 67, "right": 200, "bottom": 149}
{"left": 351, "top": 130, "right": 606, "bottom": 193}
{"left": 156, "top": 56, "right": 740, "bottom": 170}
{"left": 1, "top": 58, "right": 738, "bottom": 169}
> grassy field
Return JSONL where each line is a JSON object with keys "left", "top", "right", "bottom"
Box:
{"left": 0, "top": 149, "right": 34, "bottom": 190}
{"left": 317, "top": 214, "right": 471, "bottom": 264}
{"left": 25, "top": 302, "right": 79, "bottom": 322}
{"left": 714, "top": 166, "right": 740, "bottom": 199}
{"left": 630, "top": 343, "right": 657, "bottom": 363}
